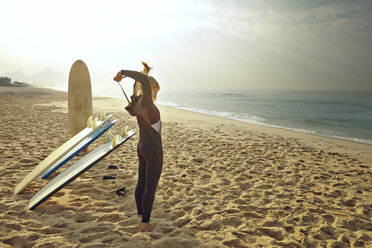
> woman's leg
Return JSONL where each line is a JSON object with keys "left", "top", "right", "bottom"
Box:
{"left": 141, "top": 156, "right": 163, "bottom": 224}
{"left": 135, "top": 151, "right": 146, "bottom": 216}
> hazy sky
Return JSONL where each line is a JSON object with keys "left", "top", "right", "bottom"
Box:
{"left": 1, "top": 0, "right": 371, "bottom": 91}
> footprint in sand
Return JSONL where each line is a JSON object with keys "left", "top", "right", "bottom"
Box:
{"left": 81, "top": 226, "right": 110, "bottom": 234}
{"left": 173, "top": 214, "right": 192, "bottom": 228}
{"left": 19, "top": 158, "right": 36, "bottom": 164}
{"left": 258, "top": 227, "right": 285, "bottom": 241}
{"left": 73, "top": 212, "right": 96, "bottom": 223}
{"left": 97, "top": 213, "right": 123, "bottom": 222}
{"left": 322, "top": 214, "right": 335, "bottom": 224}
{"left": 53, "top": 221, "right": 68, "bottom": 229}
{"left": 3, "top": 236, "right": 33, "bottom": 248}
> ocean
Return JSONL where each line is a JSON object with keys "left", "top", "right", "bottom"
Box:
{"left": 51, "top": 86, "right": 372, "bottom": 145}
{"left": 157, "top": 89, "right": 372, "bottom": 145}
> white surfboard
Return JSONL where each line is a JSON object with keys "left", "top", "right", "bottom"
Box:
{"left": 41, "top": 119, "right": 118, "bottom": 179}
{"left": 29, "top": 128, "right": 135, "bottom": 210}
{"left": 14, "top": 112, "right": 112, "bottom": 195}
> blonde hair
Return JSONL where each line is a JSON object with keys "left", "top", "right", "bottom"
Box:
{"left": 149, "top": 76, "right": 160, "bottom": 102}
{"left": 133, "top": 61, "right": 160, "bottom": 102}
{"left": 141, "top": 61, "right": 152, "bottom": 74}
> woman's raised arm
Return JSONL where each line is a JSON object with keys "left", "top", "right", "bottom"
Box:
{"left": 118, "top": 70, "right": 152, "bottom": 103}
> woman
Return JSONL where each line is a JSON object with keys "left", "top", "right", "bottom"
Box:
{"left": 113, "top": 65, "right": 162, "bottom": 232}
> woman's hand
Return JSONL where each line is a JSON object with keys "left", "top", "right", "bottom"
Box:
{"left": 113, "top": 71, "right": 124, "bottom": 82}
{"left": 125, "top": 104, "right": 137, "bottom": 116}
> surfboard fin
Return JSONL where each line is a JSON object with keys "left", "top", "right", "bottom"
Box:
{"left": 99, "top": 110, "right": 107, "bottom": 121}
{"left": 121, "top": 126, "right": 128, "bottom": 137}
{"left": 112, "top": 135, "right": 120, "bottom": 148}
{"left": 92, "top": 117, "right": 99, "bottom": 129}
{"left": 87, "top": 116, "right": 93, "bottom": 128}
{"left": 106, "top": 133, "right": 113, "bottom": 143}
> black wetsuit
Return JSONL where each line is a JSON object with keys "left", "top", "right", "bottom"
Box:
{"left": 135, "top": 115, "right": 163, "bottom": 223}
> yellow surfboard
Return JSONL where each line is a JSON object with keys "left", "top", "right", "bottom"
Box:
{"left": 68, "top": 60, "right": 93, "bottom": 136}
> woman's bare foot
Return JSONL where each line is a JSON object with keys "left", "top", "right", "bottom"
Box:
{"left": 140, "top": 222, "right": 156, "bottom": 232}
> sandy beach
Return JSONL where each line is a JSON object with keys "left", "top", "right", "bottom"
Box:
{"left": 0, "top": 86, "right": 371, "bottom": 248}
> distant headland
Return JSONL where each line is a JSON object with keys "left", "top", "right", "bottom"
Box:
{"left": 0, "top": 68, "right": 66, "bottom": 87}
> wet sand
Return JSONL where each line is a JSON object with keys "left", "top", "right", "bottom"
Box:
{"left": 0, "top": 86, "right": 371, "bottom": 248}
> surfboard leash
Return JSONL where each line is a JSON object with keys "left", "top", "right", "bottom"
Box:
{"left": 118, "top": 82, "right": 130, "bottom": 104}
